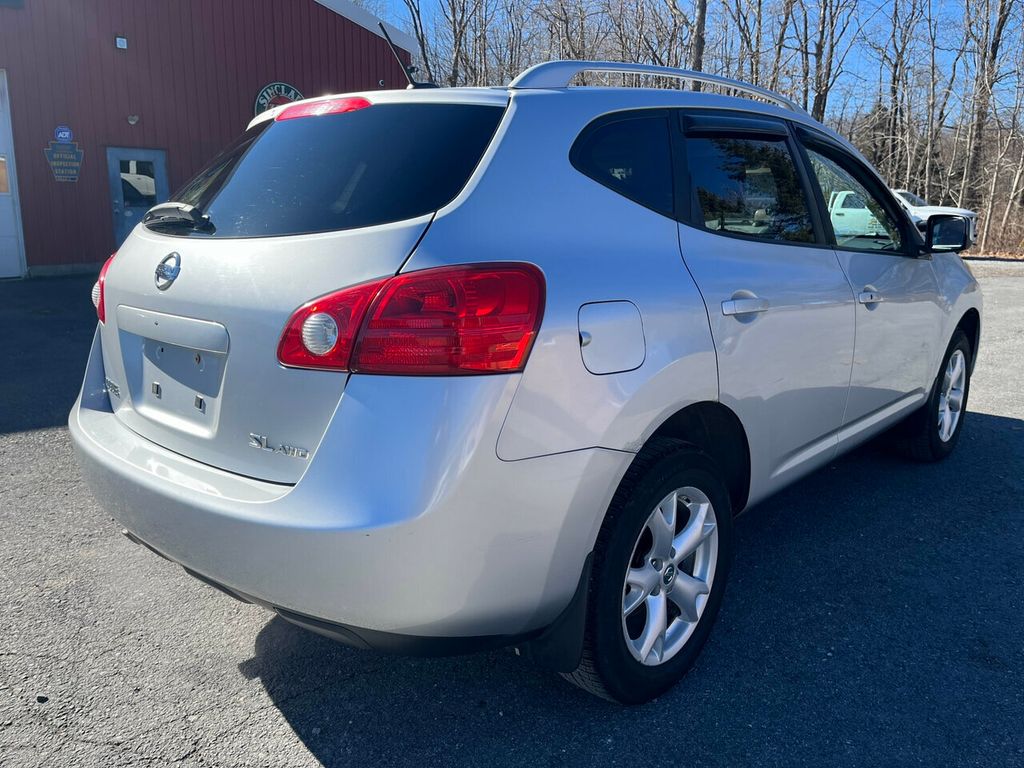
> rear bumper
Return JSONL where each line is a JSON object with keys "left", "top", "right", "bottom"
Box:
{"left": 163, "top": 551, "right": 534, "bottom": 656}
{"left": 69, "top": 329, "right": 631, "bottom": 640}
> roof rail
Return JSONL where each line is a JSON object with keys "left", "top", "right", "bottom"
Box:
{"left": 508, "top": 60, "right": 807, "bottom": 115}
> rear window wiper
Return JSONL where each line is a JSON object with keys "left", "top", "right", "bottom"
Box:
{"left": 143, "top": 202, "right": 215, "bottom": 233}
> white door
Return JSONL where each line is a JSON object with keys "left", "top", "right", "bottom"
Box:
{"left": 0, "top": 70, "right": 26, "bottom": 278}
{"left": 831, "top": 192, "right": 879, "bottom": 236}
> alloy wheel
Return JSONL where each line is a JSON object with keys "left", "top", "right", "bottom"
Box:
{"left": 937, "top": 348, "right": 966, "bottom": 442}
{"left": 621, "top": 487, "right": 719, "bottom": 666}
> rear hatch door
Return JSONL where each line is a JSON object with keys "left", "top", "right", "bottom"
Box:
{"left": 101, "top": 222, "right": 428, "bottom": 484}
{"left": 97, "top": 97, "right": 505, "bottom": 483}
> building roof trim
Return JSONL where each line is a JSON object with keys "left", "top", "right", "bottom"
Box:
{"left": 313, "top": 0, "right": 418, "bottom": 55}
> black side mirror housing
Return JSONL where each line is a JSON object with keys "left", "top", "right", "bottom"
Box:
{"left": 923, "top": 214, "right": 970, "bottom": 255}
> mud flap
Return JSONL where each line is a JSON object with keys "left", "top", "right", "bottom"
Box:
{"left": 522, "top": 552, "right": 593, "bottom": 673}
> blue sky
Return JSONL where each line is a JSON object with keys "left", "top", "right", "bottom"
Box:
{"left": 363, "top": 0, "right": 1018, "bottom": 121}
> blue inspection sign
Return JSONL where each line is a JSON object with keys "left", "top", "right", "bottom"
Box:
{"left": 45, "top": 126, "right": 84, "bottom": 182}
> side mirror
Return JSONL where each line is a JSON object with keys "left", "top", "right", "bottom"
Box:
{"left": 924, "top": 214, "right": 970, "bottom": 254}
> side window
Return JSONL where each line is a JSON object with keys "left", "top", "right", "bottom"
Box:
{"left": 803, "top": 147, "right": 903, "bottom": 252}
{"left": 842, "top": 193, "right": 867, "bottom": 210}
{"left": 684, "top": 134, "right": 815, "bottom": 243}
{"left": 571, "top": 114, "right": 673, "bottom": 216}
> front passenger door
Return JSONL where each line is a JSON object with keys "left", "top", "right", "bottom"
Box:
{"left": 797, "top": 132, "right": 945, "bottom": 434}
{"left": 674, "top": 113, "right": 855, "bottom": 502}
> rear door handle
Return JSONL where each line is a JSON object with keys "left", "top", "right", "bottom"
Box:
{"left": 858, "top": 290, "right": 883, "bottom": 305}
{"left": 722, "top": 297, "right": 770, "bottom": 316}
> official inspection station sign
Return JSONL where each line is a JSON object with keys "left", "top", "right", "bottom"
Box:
{"left": 44, "top": 125, "right": 84, "bottom": 183}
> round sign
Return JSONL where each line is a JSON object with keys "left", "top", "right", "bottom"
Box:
{"left": 54, "top": 125, "right": 73, "bottom": 142}
{"left": 254, "top": 82, "right": 304, "bottom": 116}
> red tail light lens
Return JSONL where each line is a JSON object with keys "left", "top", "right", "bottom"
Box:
{"left": 275, "top": 97, "right": 372, "bottom": 121}
{"left": 277, "top": 278, "right": 389, "bottom": 370}
{"left": 353, "top": 264, "right": 545, "bottom": 375}
{"left": 277, "top": 264, "right": 545, "bottom": 375}
{"left": 92, "top": 253, "right": 116, "bottom": 323}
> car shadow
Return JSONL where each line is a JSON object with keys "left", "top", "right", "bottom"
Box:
{"left": 242, "top": 412, "right": 1023, "bottom": 767}
{"left": 0, "top": 275, "right": 96, "bottom": 434}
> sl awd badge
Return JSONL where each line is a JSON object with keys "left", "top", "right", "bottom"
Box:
{"left": 249, "top": 433, "right": 309, "bottom": 460}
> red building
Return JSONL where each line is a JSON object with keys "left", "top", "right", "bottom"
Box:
{"left": 0, "top": 0, "right": 413, "bottom": 278}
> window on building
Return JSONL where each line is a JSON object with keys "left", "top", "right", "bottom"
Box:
{"left": 120, "top": 160, "right": 157, "bottom": 206}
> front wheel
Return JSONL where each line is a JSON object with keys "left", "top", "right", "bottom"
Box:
{"left": 896, "top": 329, "right": 972, "bottom": 462}
{"left": 563, "top": 439, "right": 733, "bottom": 704}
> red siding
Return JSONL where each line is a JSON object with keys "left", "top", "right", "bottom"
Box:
{"left": 0, "top": 0, "right": 410, "bottom": 270}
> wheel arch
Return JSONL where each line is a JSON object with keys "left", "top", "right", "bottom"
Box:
{"left": 955, "top": 308, "right": 981, "bottom": 373}
{"left": 530, "top": 402, "right": 749, "bottom": 675}
{"left": 647, "top": 401, "right": 751, "bottom": 514}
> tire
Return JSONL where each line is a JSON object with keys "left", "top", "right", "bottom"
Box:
{"left": 895, "top": 329, "right": 972, "bottom": 462}
{"left": 562, "top": 438, "right": 733, "bottom": 704}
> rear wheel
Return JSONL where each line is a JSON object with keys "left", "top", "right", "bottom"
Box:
{"left": 563, "top": 439, "right": 733, "bottom": 704}
{"left": 896, "top": 329, "right": 972, "bottom": 462}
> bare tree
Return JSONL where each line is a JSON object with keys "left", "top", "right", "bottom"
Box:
{"left": 393, "top": 0, "right": 1024, "bottom": 252}
{"left": 960, "top": 0, "right": 1015, "bottom": 208}
{"left": 400, "top": 0, "right": 438, "bottom": 83}
{"left": 689, "top": 0, "right": 707, "bottom": 73}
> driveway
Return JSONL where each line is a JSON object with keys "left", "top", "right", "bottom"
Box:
{"left": 1, "top": 262, "right": 1022, "bottom": 767}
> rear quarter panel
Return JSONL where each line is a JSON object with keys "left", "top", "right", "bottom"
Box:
{"left": 401, "top": 91, "right": 719, "bottom": 461}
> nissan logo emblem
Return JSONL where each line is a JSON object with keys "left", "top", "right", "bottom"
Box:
{"left": 155, "top": 252, "right": 181, "bottom": 290}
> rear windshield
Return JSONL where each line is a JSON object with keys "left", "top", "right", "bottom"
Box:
{"left": 159, "top": 102, "right": 505, "bottom": 238}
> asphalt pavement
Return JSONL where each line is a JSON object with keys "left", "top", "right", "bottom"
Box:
{"left": 1, "top": 262, "right": 1022, "bottom": 767}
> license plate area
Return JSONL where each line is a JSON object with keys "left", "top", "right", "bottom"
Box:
{"left": 120, "top": 335, "right": 226, "bottom": 437}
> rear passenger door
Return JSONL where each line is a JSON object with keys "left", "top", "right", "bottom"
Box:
{"left": 673, "top": 112, "right": 855, "bottom": 499}
{"left": 795, "top": 129, "right": 944, "bottom": 431}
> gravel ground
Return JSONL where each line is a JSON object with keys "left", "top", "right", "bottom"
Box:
{"left": 1, "top": 262, "right": 1022, "bottom": 767}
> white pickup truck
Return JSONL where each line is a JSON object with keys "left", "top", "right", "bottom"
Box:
{"left": 827, "top": 189, "right": 977, "bottom": 246}
{"left": 892, "top": 189, "right": 978, "bottom": 243}
{"left": 827, "top": 190, "right": 887, "bottom": 238}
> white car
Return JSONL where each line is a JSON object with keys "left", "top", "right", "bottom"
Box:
{"left": 892, "top": 189, "right": 978, "bottom": 243}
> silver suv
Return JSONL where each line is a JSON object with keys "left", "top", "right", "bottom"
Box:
{"left": 70, "top": 61, "right": 981, "bottom": 704}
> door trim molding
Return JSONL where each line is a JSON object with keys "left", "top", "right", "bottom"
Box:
{"left": 836, "top": 390, "right": 926, "bottom": 446}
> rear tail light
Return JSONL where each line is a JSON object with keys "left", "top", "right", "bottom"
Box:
{"left": 277, "top": 278, "right": 389, "bottom": 370}
{"left": 92, "top": 253, "right": 116, "bottom": 323}
{"left": 277, "top": 263, "right": 545, "bottom": 375}
{"left": 275, "top": 96, "right": 372, "bottom": 121}
{"left": 354, "top": 264, "right": 545, "bottom": 374}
